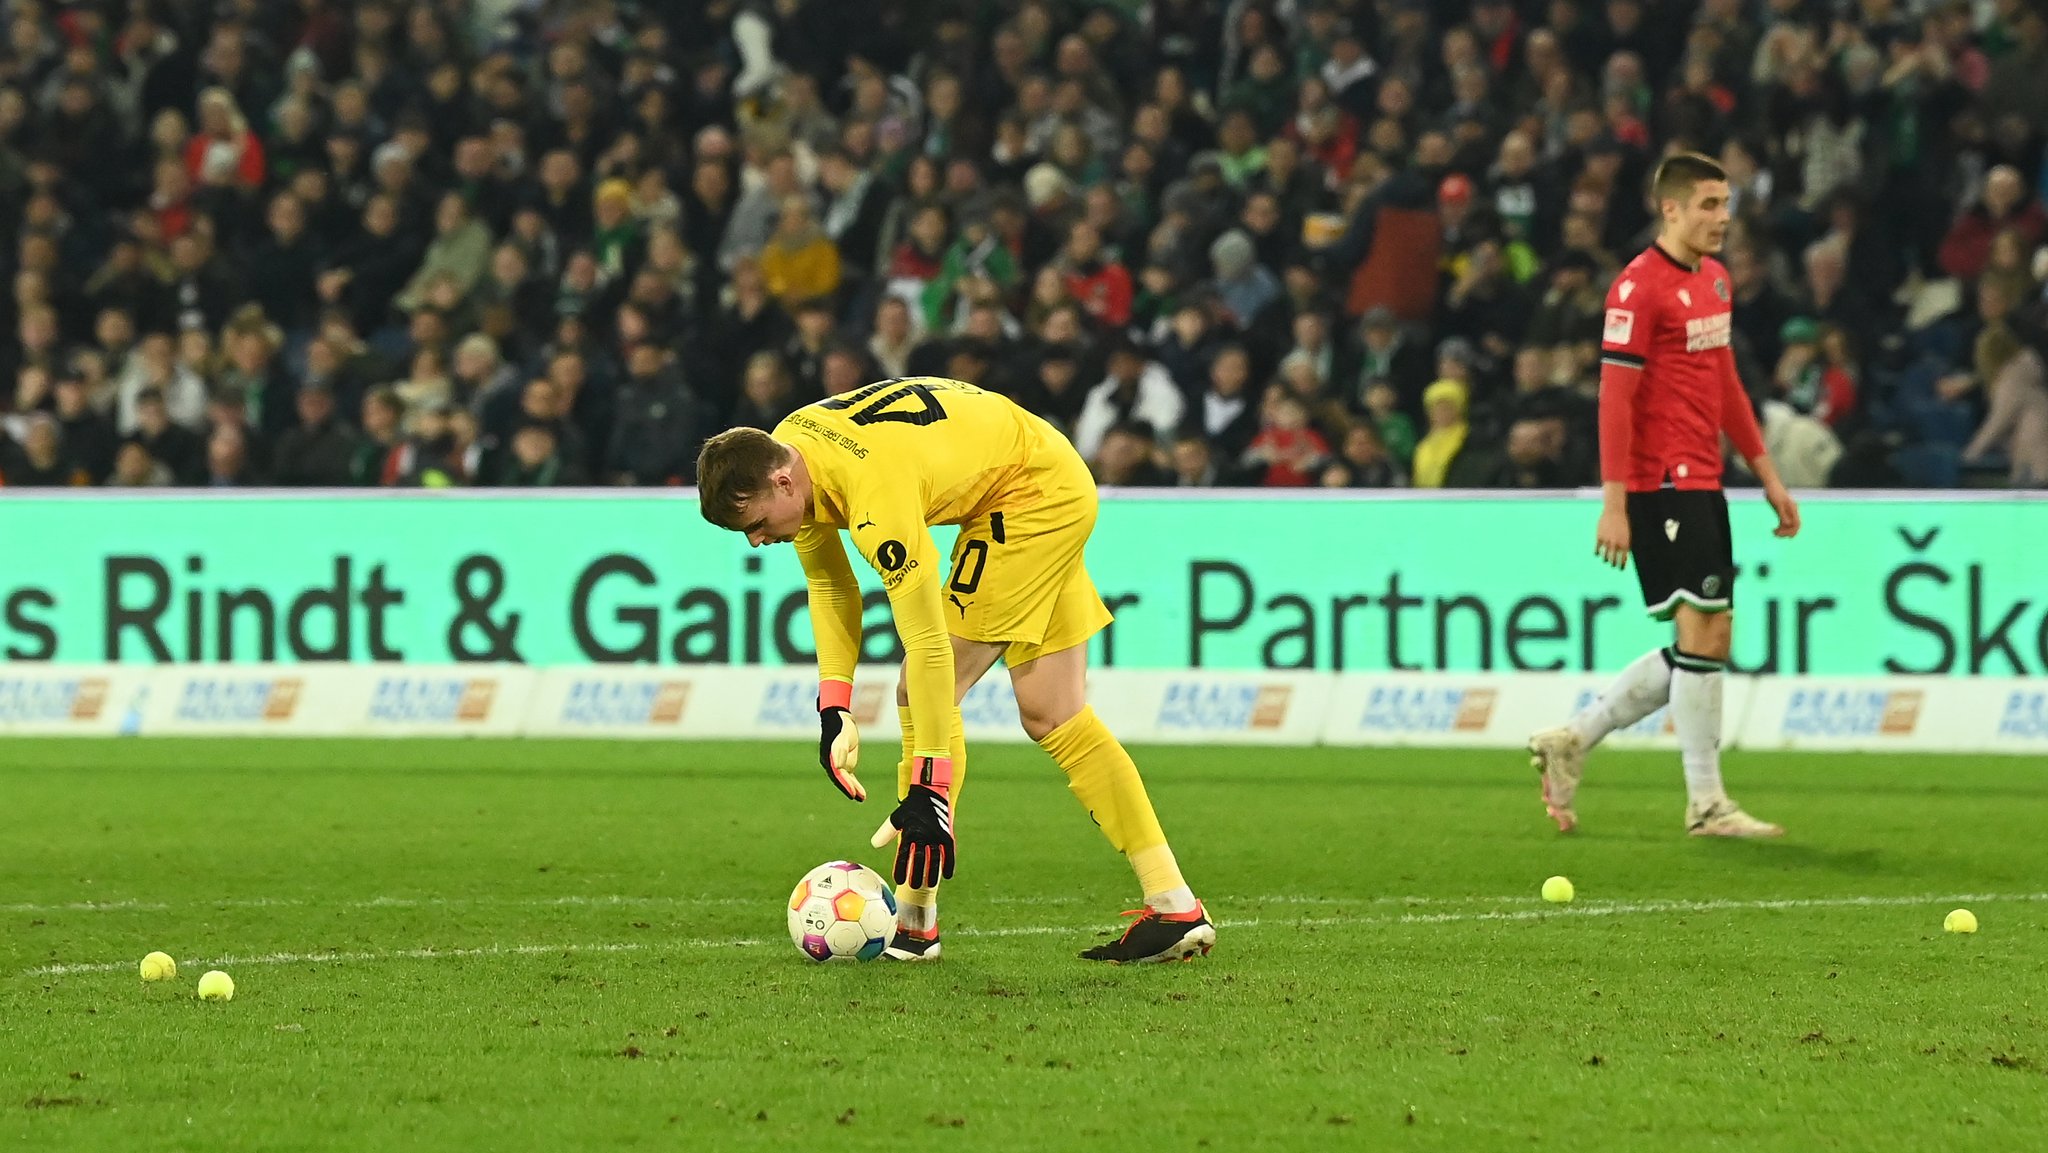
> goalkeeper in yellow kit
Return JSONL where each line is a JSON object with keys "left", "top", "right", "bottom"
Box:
{"left": 697, "top": 377, "right": 1212, "bottom": 963}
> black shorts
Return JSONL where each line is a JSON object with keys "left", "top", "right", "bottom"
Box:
{"left": 1625, "top": 488, "right": 1734, "bottom": 620}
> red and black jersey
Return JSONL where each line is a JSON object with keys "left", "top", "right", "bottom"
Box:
{"left": 1598, "top": 244, "right": 1765, "bottom": 492}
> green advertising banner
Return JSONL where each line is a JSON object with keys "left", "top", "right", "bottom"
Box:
{"left": 1, "top": 492, "right": 2042, "bottom": 675}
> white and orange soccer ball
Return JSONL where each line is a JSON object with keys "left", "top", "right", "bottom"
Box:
{"left": 787, "top": 860, "right": 897, "bottom": 962}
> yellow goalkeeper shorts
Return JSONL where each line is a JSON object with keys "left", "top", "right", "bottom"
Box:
{"left": 941, "top": 446, "right": 1112, "bottom": 668}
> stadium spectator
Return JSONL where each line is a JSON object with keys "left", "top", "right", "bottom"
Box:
{"left": 1965, "top": 339, "right": 2048, "bottom": 485}
{"left": 108, "top": 440, "right": 172, "bottom": 488}
{"left": 1, "top": 413, "right": 85, "bottom": 486}
{"left": 758, "top": 195, "right": 842, "bottom": 307}
{"left": 204, "top": 422, "right": 262, "bottom": 488}
{"left": 1093, "top": 420, "right": 1172, "bottom": 486}
{"left": 0, "top": 0, "right": 2041, "bottom": 491}
{"left": 273, "top": 381, "right": 359, "bottom": 487}
{"left": 52, "top": 373, "right": 117, "bottom": 483}
{"left": 1075, "top": 337, "right": 1183, "bottom": 462}
{"left": 1242, "top": 390, "right": 1331, "bottom": 487}
{"left": 1412, "top": 379, "right": 1472, "bottom": 489}
{"left": 1939, "top": 166, "right": 2046, "bottom": 282}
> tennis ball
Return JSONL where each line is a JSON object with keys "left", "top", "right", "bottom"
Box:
{"left": 139, "top": 951, "right": 177, "bottom": 982}
{"left": 1542, "top": 876, "right": 1575, "bottom": 903}
{"left": 1944, "top": 909, "right": 1978, "bottom": 934}
{"left": 196, "top": 970, "right": 235, "bottom": 1001}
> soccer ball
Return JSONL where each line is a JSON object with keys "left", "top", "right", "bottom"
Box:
{"left": 787, "top": 861, "right": 897, "bottom": 962}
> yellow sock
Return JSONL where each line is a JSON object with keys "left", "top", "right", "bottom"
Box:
{"left": 1037, "top": 706, "right": 1187, "bottom": 899}
{"left": 894, "top": 705, "right": 965, "bottom": 932}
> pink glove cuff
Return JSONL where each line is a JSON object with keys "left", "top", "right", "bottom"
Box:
{"left": 818, "top": 680, "right": 853, "bottom": 712}
{"left": 915, "top": 756, "right": 954, "bottom": 793}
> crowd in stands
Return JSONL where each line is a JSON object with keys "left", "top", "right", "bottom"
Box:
{"left": 2, "top": 0, "right": 2047, "bottom": 492}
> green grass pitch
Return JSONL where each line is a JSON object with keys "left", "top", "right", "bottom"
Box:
{"left": 3, "top": 738, "right": 2045, "bottom": 1151}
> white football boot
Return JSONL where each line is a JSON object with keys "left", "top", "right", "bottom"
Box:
{"left": 1527, "top": 726, "right": 1585, "bottom": 833}
{"left": 1685, "top": 797, "right": 1784, "bottom": 838}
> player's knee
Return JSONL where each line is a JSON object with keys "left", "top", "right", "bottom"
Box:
{"left": 1018, "top": 699, "right": 1079, "bottom": 743}
{"left": 1681, "top": 618, "right": 1733, "bottom": 661}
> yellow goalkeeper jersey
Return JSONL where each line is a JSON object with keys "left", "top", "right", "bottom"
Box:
{"left": 776, "top": 378, "right": 1078, "bottom": 759}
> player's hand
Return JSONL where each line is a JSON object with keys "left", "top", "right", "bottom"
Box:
{"left": 817, "top": 706, "right": 865, "bottom": 801}
{"left": 1595, "top": 505, "right": 1630, "bottom": 569}
{"left": 870, "top": 758, "right": 955, "bottom": 887}
{"left": 1766, "top": 484, "right": 1801, "bottom": 539}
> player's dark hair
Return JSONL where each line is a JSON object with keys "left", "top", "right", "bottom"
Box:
{"left": 1651, "top": 152, "right": 1727, "bottom": 211}
{"left": 696, "top": 427, "right": 792, "bottom": 529}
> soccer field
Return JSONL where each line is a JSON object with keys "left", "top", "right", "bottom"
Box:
{"left": 4, "top": 739, "right": 2044, "bottom": 1151}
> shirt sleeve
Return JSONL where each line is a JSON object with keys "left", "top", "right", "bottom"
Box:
{"left": 793, "top": 520, "right": 865, "bottom": 689}
{"left": 1598, "top": 272, "right": 1654, "bottom": 483}
{"left": 1719, "top": 345, "right": 1767, "bottom": 463}
{"left": 845, "top": 476, "right": 954, "bottom": 762}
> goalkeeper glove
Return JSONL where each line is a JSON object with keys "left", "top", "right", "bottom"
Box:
{"left": 816, "top": 684, "right": 864, "bottom": 801}
{"left": 871, "top": 756, "right": 955, "bottom": 887}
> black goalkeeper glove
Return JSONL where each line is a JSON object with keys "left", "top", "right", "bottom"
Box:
{"left": 870, "top": 757, "right": 955, "bottom": 887}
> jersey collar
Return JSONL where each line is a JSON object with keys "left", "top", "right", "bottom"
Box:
{"left": 1651, "top": 240, "right": 1700, "bottom": 273}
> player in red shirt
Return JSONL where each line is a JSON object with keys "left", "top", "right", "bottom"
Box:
{"left": 1528, "top": 153, "right": 1802, "bottom": 838}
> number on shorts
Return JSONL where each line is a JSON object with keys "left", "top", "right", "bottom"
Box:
{"left": 949, "top": 539, "right": 989, "bottom": 594}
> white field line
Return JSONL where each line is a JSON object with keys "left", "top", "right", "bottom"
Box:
{"left": 18, "top": 891, "right": 2044, "bottom": 979}
{"left": 2, "top": 891, "right": 1531, "bottom": 917}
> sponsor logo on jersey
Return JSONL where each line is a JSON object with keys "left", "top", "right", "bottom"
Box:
{"left": 0, "top": 676, "right": 109, "bottom": 723}
{"left": 1359, "top": 686, "right": 1497, "bottom": 734}
{"left": 1157, "top": 682, "right": 1292, "bottom": 731}
{"left": 1604, "top": 308, "right": 1635, "bottom": 344}
{"left": 1684, "top": 312, "right": 1732, "bottom": 352}
{"left": 369, "top": 677, "right": 498, "bottom": 724}
{"left": 782, "top": 413, "right": 868, "bottom": 459}
{"left": 1997, "top": 691, "right": 2048, "bottom": 740}
{"left": 174, "top": 677, "right": 303, "bottom": 723}
{"left": 1781, "top": 689, "right": 1922, "bottom": 738}
{"left": 559, "top": 680, "right": 689, "bottom": 726}
{"left": 876, "top": 540, "right": 907, "bottom": 570}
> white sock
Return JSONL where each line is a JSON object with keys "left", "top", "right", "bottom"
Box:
{"left": 1568, "top": 647, "right": 1674, "bottom": 749}
{"left": 1146, "top": 885, "right": 1198, "bottom": 915}
{"left": 1669, "top": 650, "right": 1726, "bottom": 806}
{"left": 897, "top": 888, "right": 938, "bottom": 933}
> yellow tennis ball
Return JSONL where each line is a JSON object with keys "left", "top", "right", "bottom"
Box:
{"left": 139, "top": 951, "right": 177, "bottom": 982}
{"left": 1542, "top": 876, "right": 1575, "bottom": 903}
{"left": 196, "top": 970, "right": 235, "bottom": 1001}
{"left": 1944, "top": 909, "right": 1978, "bottom": 934}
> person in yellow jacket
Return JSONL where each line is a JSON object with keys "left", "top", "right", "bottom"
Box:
{"left": 696, "top": 378, "right": 1212, "bottom": 964}
{"left": 1411, "top": 377, "right": 1470, "bottom": 488}
{"left": 758, "top": 195, "right": 842, "bottom": 308}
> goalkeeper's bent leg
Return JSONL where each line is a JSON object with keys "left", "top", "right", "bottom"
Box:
{"left": 895, "top": 704, "right": 964, "bottom": 932}
{"left": 1036, "top": 706, "right": 1195, "bottom": 913}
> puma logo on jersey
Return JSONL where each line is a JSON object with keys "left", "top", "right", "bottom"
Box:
{"left": 855, "top": 517, "right": 875, "bottom": 531}
{"left": 948, "top": 594, "right": 971, "bottom": 619}
{"left": 1665, "top": 519, "right": 1680, "bottom": 542}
